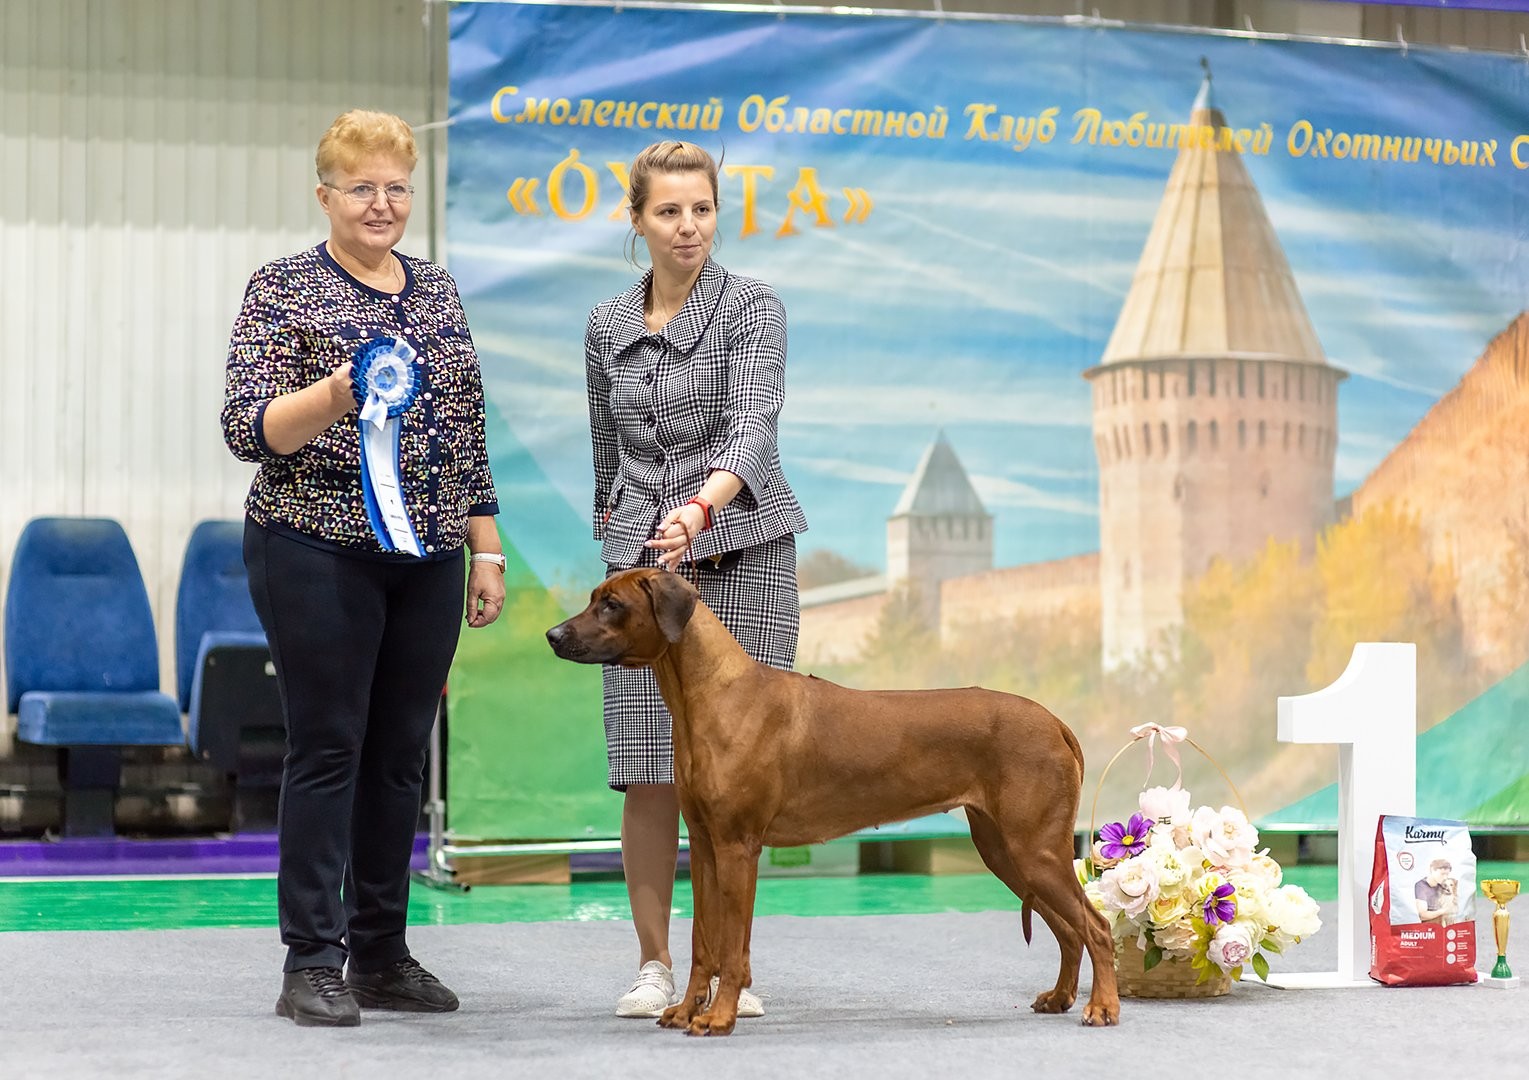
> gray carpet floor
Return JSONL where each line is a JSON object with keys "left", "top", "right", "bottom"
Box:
{"left": 3, "top": 902, "right": 1523, "bottom": 1079}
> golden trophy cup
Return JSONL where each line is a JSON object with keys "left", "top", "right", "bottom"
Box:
{"left": 1480, "top": 879, "right": 1520, "bottom": 988}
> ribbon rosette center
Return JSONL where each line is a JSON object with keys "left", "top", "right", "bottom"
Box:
{"left": 353, "top": 337, "right": 421, "bottom": 423}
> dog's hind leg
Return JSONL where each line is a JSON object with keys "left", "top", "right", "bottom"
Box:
{"left": 989, "top": 817, "right": 1120, "bottom": 1027}
{"left": 1024, "top": 895, "right": 1085, "bottom": 1014}
{"left": 967, "top": 808, "right": 1084, "bottom": 1014}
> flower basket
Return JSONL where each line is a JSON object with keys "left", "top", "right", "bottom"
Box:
{"left": 1079, "top": 725, "right": 1322, "bottom": 1000}
{"left": 1115, "top": 940, "right": 1232, "bottom": 1000}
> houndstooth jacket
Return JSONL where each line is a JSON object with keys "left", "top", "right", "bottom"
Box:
{"left": 585, "top": 258, "right": 808, "bottom": 568}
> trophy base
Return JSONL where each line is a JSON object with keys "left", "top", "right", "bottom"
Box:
{"left": 1479, "top": 974, "right": 1520, "bottom": 990}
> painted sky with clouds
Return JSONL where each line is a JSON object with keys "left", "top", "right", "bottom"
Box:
{"left": 447, "top": 4, "right": 1529, "bottom": 592}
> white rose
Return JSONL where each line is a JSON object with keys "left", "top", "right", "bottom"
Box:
{"left": 1147, "top": 891, "right": 1192, "bottom": 928}
{"left": 1085, "top": 881, "right": 1124, "bottom": 930}
{"left": 1087, "top": 880, "right": 1135, "bottom": 941}
{"left": 1245, "top": 852, "right": 1284, "bottom": 890}
{"left": 1152, "top": 920, "right": 1200, "bottom": 959}
{"left": 1177, "top": 843, "right": 1209, "bottom": 882}
{"left": 1099, "top": 859, "right": 1161, "bottom": 918}
{"left": 1144, "top": 845, "right": 1190, "bottom": 893}
{"left": 1192, "top": 805, "right": 1259, "bottom": 868}
{"left": 1207, "top": 921, "right": 1257, "bottom": 973}
{"left": 1139, "top": 785, "right": 1192, "bottom": 825}
{"left": 1228, "top": 874, "right": 1270, "bottom": 928}
{"left": 1266, "top": 884, "right": 1322, "bottom": 943}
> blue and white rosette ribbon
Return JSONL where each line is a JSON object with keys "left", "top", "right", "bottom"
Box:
{"left": 352, "top": 336, "right": 424, "bottom": 557}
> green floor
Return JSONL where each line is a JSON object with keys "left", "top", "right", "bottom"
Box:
{"left": 7, "top": 862, "right": 1521, "bottom": 933}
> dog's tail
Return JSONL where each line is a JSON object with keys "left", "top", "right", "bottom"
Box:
{"left": 1021, "top": 900, "right": 1033, "bottom": 945}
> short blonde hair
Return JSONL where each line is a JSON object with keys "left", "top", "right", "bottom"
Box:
{"left": 627, "top": 140, "right": 720, "bottom": 215}
{"left": 316, "top": 110, "right": 418, "bottom": 182}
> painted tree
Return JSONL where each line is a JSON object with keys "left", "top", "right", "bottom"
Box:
{"left": 1309, "top": 500, "right": 1468, "bottom": 727}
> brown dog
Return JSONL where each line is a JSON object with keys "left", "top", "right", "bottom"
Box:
{"left": 546, "top": 567, "right": 1119, "bottom": 1036}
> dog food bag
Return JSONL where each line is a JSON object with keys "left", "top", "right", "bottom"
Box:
{"left": 1368, "top": 815, "right": 1478, "bottom": 986}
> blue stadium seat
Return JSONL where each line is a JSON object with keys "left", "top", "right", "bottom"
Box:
{"left": 175, "top": 520, "right": 266, "bottom": 712}
{"left": 4, "top": 517, "right": 184, "bottom": 836}
{"left": 175, "top": 519, "right": 284, "bottom": 830}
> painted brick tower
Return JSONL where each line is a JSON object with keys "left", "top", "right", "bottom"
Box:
{"left": 886, "top": 431, "right": 994, "bottom": 623}
{"left": 1084, "top": 70, "right": 1346, "bottom": 670}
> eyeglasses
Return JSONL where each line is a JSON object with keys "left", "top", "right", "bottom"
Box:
{"left": 327, "top": 183, "right": 415, "bottom": 204}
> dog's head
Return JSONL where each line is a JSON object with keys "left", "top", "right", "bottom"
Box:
{"left": 545, "top": 567, "right": 699, "bottom": 667}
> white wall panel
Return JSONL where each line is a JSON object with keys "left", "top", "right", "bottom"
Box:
{"left": 1, "top": 0, "right": 432, "bottom": 697}
{"left": 3, "top": 0, "right": 1525, "bottom": 705}
{"left": 1362, "top": 5, "right": 1524, "bottom": 52}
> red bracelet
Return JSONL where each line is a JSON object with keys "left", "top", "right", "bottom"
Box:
{"left": 686, "top": 496, "right": 714, "bottom": 531}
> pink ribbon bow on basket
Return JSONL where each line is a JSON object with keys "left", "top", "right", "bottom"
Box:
{"left": 1130, "top": 722, "right": 1187, "bottom": 791}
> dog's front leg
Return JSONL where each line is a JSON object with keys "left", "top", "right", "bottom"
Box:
{"left": 687, "top": 836, "right": 760, "bottom": 1037}
{"left": 660, "top": 824, "right": 717, "bottom": 1029}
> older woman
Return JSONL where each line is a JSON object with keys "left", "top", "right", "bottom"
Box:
{"left": 585, "top": 140, "right": 807, "bottom": 1018}
{"left": 222, "top": 109, "right": 504, "bottom": 1027}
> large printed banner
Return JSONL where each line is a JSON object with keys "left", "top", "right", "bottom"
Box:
{"left": 446, "top": 3, "right": 1529, "bottom": 840}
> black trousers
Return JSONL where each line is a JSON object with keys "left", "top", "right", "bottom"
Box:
{"left": 244, "top": 520, "right": 463, "bottom": 973}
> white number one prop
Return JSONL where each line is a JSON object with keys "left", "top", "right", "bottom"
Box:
{"left": 1263, "top": 642, "right": 1417, "bottom": 989}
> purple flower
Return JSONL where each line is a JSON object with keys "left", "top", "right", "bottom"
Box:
{"left": 1098, "top": 813, "right": 1154, "bottom": 861}
{"left": 1202, "top": 881, "right": 1237, "bottom": 926}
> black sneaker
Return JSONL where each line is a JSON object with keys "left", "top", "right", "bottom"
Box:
{"left": 275, "top": 967, "right": 361, "bottom": 1027}
{"left": 346, "top": 956, "right": 460, "bottom": 1013}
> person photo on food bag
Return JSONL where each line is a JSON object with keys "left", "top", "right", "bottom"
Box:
{"left": 1414, "top": 859, "right": 1459, "bottom": 924}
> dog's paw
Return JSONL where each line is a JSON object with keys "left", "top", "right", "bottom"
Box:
{"left": 660, "top": 985, "right": 711, "bottom": 1029}
{"left": 658, "top": 1004, "right": 693, "bottom": 1029}
{"left": 1030, "top": 988, "right": 1076, "bottom": 1014}
{"left": 1081, "top": 1000, "right": 1120, "bottom": 1027}
{"left": 686, "top": 1009, "right": 737, "bottom": 1037}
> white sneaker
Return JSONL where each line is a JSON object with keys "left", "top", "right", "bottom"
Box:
{"left": 708, "top": 974, "right": 764, "bottom": 1018}
{"left": 616, "top": 960, "right": 678, "bottom": 1018}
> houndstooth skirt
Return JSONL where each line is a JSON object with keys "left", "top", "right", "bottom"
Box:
{"left": 603, "top": 533, "right": 799, "bottom": 789}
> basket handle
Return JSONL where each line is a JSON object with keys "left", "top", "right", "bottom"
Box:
{"left": 1087, "top": 727, "right": 1248, "bottom": 848}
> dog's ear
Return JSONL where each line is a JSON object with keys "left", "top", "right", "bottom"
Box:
{"left": 646, "top": 571, "right": 698, "bottom": 643}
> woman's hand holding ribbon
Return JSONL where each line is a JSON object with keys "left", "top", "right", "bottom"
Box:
{"left": 327, "top": 361, "right": 356, "bottom": 414}
{"left": 466, "top": 561, "right": 506, "bottom": 628}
